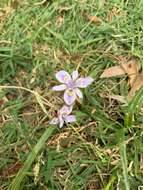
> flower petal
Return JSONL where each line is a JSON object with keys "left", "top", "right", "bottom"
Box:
{"left": 49, "top": 117, "right": 59, "bottom": 125}
{"left": 72, "top": 70, "right": 78, "bottom": 81}
{"left": 64, "top": 89, "right": 76, "bottom": 105}
{"left": 59, "top": 117, "right": 64, "bottom": 128}
{"left": 64, "top": 115, "right": 76, "bottom": 123}
{"left": 52, "top": 84, "right": 67, "bottom": 91}
{"left": 55, "top": 70, "right": 71, "bottom": 84}
{"left": 75, "top": 77, "right": 94, "bottom": 88}
{"left": 75, "top": 88, "right": 83, "bottom": 99}
{"left": 60, "top": 105, "right": 73, "bottom": 115}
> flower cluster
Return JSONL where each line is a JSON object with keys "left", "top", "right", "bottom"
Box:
{"left": 50, "top": 70, "right": 94, "bottom": 128}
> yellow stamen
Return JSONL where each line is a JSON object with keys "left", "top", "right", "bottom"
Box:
{"left": 62, "top": 112, "right": 67, "bottom": 116}
{"left": 64, "top": 76, "right": 68, "bottom": 82}
{"left": 67, "top": 90, "right": 74, "bottom": 96}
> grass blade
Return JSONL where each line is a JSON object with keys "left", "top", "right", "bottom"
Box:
{"left": 119, "top": 141, "right": 130, "bottom": 190}
{"left": 124, "top": 86, "right": 143, "bottom": 127}
{"left": 103, "top": 176, "right": 115, "bottom": 190}
{"left": 34, "top": 91, "right": 48, "bottom": 115}
{"left": 10, "top": 126, "right": 56, "bottom": 190}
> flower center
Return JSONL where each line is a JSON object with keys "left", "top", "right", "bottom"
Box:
{"left": 67, "top": 90, "right": 74, "bottom": 96}
{"left": 63, "top": 76, "right": 69, "bottom": 83}
{"left": 67, "top": 80, "right": 75, "bottom": 90}
{"left": 62, "top": 112, "right": 67, "bottom": 118}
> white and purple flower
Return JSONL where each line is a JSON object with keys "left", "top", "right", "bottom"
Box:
{"left": 52, "top": 70, "right": 94, "bottom": 105}
{"left": 49, "top": 105, "right": 76, "bottom": 128}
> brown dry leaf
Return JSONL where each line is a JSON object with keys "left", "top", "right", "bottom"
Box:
{"left": 100, "top": 59, "right": 140, "bottom": 80}
{"left": 120, "top": 58, "right": 140, "bottom": 86}
{"left": 128, "top": 74, "right": 143, "bottom": 100}
{"left": 87, "top": 15, "right": 102, "bottom": 25}
{"left": 100, "top": 65, "right": 125, "bottom": 78}
{"left": 100, "top": 58, "right": 143, "bottom": 100}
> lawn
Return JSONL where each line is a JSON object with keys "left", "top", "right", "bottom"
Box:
{"left": 0, "top": 0, "right": 143, "bottom": 189}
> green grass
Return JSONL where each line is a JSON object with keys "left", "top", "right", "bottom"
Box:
{"left": 0, "top": 0, "right": 143, "bottom": 189}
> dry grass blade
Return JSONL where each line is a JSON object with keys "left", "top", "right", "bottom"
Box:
{"left": 107, "top": 6, "right": 121, "bottom": 22}
{"left": 0, "top": 6, "right": 13, "bottom": 22}
{"left": 140, "top": 154, "right": 143, "bottom": 170}
{"left": 58, "top": 6, "right": 72, "bottom": 13}
{"left": 34, "top": 91, "right": 48, "bottom": 115}
{"left": 107, "top": 95, "right": 127, "bottom": 104}
{"left": 34, "top": 0, "right": 48, "bottom": 6}
{"left": 100, "top": 92, "right": 127, "bottom": 104}
{"left": 0, "top": 40, "right": 11, "bottom": 44}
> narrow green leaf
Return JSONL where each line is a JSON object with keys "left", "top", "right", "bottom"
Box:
{"left": 34, "top": 91, "right": 48, "bottom": 115}
{"left": 128, "top": 86, "right": 143, "bottom": 113}
{"left": 119, "top": 142, "right": 130, "bottom": 190}
{"left": 103, "top": 176, "right": 116, "bottom": 190}
{"left": 124, "top": 86, "right": 143, "bottom": 127}
{"left": 10, "top": 126, "right": 56, "bottom": 190}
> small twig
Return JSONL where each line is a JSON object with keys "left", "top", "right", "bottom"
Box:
{"left": 0, "top": 85, "right": 34, "bottom": 94}
{"left": 0, "top": 85, "right": 53, "bottom": 114}
{"left": 0, "top": 40, "right": 11, "bottom": 44}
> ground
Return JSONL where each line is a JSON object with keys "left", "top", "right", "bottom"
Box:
{"left": 0, "top": 0, "right": 143, "bottom": 190}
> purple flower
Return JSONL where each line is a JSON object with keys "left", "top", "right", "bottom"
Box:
{"left": 52, "top": 70, "right": 94, "bottom": 105}
{"left": 49, "top": 105, "right": 76, "bottom": 128}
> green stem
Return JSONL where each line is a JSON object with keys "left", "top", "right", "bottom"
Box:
{"left": 10, "top": 126, "right": 56, "bottom": 190}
